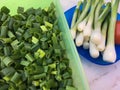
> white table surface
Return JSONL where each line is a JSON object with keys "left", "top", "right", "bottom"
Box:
{"left": 60, "top": 0, "right": 120, "bottom": 90}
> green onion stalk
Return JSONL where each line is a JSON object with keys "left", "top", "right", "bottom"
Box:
{"left": 90, "top": 2, "right": 111, "bottom": 45}
{"left": 97, "top": 18, "right": 108, "bottom": 51}
{"left": 94, "top": 0, "right": 104, "bottom": 25}
{"left": 83, "top": 0, "right": 99, "bottom": 41}
{"left": 71, "top": 1, "right": 82, "bottom": 28}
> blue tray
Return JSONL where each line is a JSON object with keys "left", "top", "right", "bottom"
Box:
{"left": 65, "top": 6, "right": 120, "bottom": 65}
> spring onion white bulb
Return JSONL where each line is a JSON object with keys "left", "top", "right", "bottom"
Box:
{"left": 83, "top": 21, "right": 93, "bottom": 39}
{"left": 75, "top": 32, "right": 84, "bottom": 46}
{"left": 83, "top": 40, "right": 89, "bottom": 49}
{"left": 103, "top": 0, "right": 119, "bottom": 63}
{"left": 103, "top": 44, "right": 116, "bottom": 62}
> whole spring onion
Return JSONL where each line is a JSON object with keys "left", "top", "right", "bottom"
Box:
{"left": 75, "top": 0, "right": 94, "bottom": 47}
{"left": 83, "top": 0, "right": 99, "bottom": 41}
{"left": 76, "top": 0, "right": 98, "bottom": 46}
{"left": 75, "top": 14, "right": 89, "bottom": 47}
{"left": 103, "top": 0, "right": 119, "bottom": 62}
{"left": 91, "top": 2, "right": 111, "bottom": 45}
{"left": 97, "top": 19, "right": 108, "bottom": 51}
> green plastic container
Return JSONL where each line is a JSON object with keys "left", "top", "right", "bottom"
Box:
{"left": 0, "top": 0, "right": 90, "bottom": 90}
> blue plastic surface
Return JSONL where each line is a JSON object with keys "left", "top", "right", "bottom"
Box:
{"left": 65, "top": 6, "right": 120, "bottom": 65}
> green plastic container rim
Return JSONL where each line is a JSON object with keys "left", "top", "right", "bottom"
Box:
{"left": 0, "top": 0, "right": 90, "bottom": 90}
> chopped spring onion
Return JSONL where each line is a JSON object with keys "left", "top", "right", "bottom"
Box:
{"left": 32, "top": 73, "right": 46, "bottom": 79}
{"left": 0, "top": 67, "right": 15, "bottom": 76}
{"left": 32, "top": 36, "right": 39, "bottom": 44}
{"left": 20, "top": 59, "right": 31, "bottom": 66}
{"left": 0, "top": 37, "right": 12, "bottom": 44}
{"left": 25, "top": 53, "right": 35, "bottom": 62}
{"left": 10, "top": 72, "right": 21, "bottom": 85}
{"left": 0, "top": 26, "right": 8, "bottom": 37}
{"left": 0, "top": 4, "right": 76, "bottom": 89}
{"left": 45, "top": 21, "right": 53, "bottom": 28}
{"left": 4, "top": 46, "right": 11, "bottom": 56}
{"left": 0, "top": 85, "right": 9, "bottom": 90}
{"left": 40, "top": 25, "right": 48, "bottom": 32}
{"left": 1, "top": 6, "right": 10, "bottom": 14}
{"left": 1, "top": 13, "right": 8, "bottom": 21}
{"left": 34, "top": 48, "right": 46, "bottom": 59}
{"left": 2, "top": 56, "right": 13, "bottom": 66}
{"left": 8, "top": 31, "right": 16, "bottom": 39}
{"left": 32, "top": 81, "right": 39, "bottom": 86}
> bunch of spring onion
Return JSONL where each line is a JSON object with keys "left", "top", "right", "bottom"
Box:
{"left": 70, "top": 0, "right": 119, "bottom": 63}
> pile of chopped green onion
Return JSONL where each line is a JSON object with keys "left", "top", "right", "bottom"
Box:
{"left": 70, "top": 0, "right": 119, "bottom": 63}
{"left": 0, "top": 3, "right": 77, "bottom": 90}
